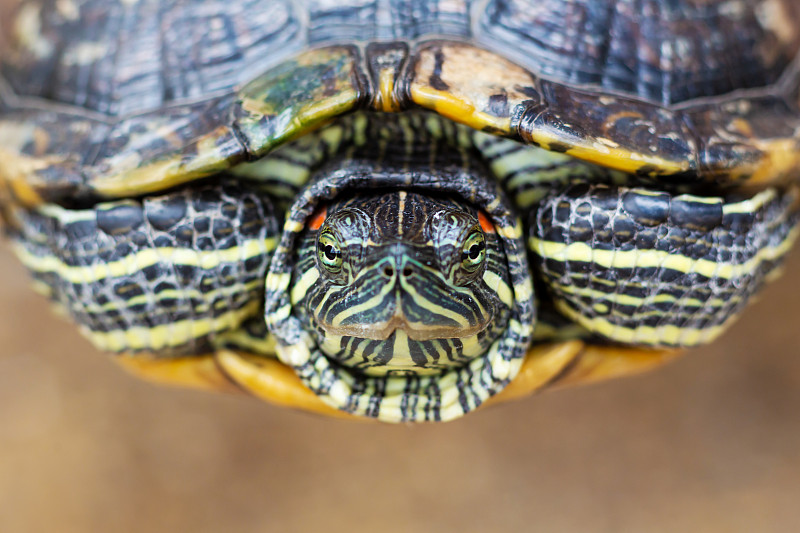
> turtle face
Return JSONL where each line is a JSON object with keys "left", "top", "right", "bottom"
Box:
{"left": 291, "top": 190, "right": 512, "bottom": 376}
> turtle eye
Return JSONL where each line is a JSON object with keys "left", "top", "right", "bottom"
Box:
{"left": 317, "top": 231, "right": 343, "bottom": 272}
{"left": 461, "top": 229, "right": 486, "bottom": 272}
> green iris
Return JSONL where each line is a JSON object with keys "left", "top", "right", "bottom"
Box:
{"left": 318, "top": 231, "right": 343, "bottom": 272}
{"left": 461, "top": 230, "right": 486, "bottom": 272}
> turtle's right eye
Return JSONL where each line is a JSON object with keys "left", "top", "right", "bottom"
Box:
{"left": 317, "top": 231, "right": 343, "bottom": 272}
{"left": 461, "top": 229, "right": 486, "bottom": 273}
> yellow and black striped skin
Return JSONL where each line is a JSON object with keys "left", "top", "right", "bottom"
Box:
{"left": 291, "top": 191, "right": 511, "bottom": 376}
{"left": 529, "top": 184, "right": 800, "bottom": 347}
{"left": 230, "top": 111, "right": 477, "bottom": 206}
{"left": 7, "top": 181, "right": 279, "bottom": 355}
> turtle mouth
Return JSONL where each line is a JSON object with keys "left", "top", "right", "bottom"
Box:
{"left": 320, "top": 311, "right": 489, "bottom": 341}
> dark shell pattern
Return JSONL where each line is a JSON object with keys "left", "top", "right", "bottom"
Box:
{"left": 1, "top": 0, "right": 800, "bottom": 208}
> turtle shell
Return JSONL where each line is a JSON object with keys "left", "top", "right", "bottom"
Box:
{"left": 2, "top": 0, "right": 800, "bottom": 208}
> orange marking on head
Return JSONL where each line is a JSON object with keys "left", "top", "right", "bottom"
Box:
{"left": 309, "top": 207, "right": 327, "bottom": 230}
{"left": 478, "top": 212, "right": 495, "bottom": 233}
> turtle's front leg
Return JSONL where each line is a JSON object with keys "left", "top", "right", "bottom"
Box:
{"left": 529, "top": 183, "right": 800, "bottom": 348}
{"left": 7, "top": 179, "right": 279, "bottom": 361}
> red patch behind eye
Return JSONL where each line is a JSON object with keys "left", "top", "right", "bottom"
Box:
{"left": 478, "top": 211, "right": 495, "bottom": 233}
{"left": 309, "top": 207, "right": 327, "bottom": 230}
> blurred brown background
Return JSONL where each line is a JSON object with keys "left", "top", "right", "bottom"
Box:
{"left": 1, "top": 243, "right": 799, "bottom": 533}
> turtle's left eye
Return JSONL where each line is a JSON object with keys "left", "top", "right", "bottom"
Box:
{"left": 461, "top": 229, "right": 486, "bottom": 272}
{"left": 317, "top": 231, "right": 343, "bottom": 272}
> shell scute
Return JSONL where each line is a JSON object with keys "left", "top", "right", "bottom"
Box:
{"left": 0, "top": 105, "right": 104, "bottom": 204}
{"left": 522, "top": 83, "right": 696, "bottom": 177}
{"left": 687, "top": 93, "right": 800, "bottom": 185}
{"left": 407, "top": 41, "right": 538, "bottom": 136}
{"left": 88, "top": 95, "right": 244, "bottom": 198}
{"left": 233, "top": 46, "right": 366, "bottom": 158}
{"left": 2, "top": 0, "right": 302, "bottom": 116}
{"left": 478, "top": 0, "right": 800, "bottom": 105}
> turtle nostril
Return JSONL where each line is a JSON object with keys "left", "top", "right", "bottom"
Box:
{"left": 382, "top": 265, "right": 394, "bottom": 278}
{"left": 403, "top": 267, "right": 413, "bottom": 277}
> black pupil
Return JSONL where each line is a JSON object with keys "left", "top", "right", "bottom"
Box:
{"left": 324, "top": 244, "right": 339, "bottom": 261}
{"left": 465, "top": 241, "right": 485, "bottom": 261}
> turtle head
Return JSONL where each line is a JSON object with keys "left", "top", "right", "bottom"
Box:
{"left": 264, "top": 132, "right": 534, "bottom": 421}
{"left": 292, "top": 190, "right": 511, "bottom": 376}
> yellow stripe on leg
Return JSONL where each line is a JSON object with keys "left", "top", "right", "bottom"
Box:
{"left": 530, "top": 227, "right": 798, "bottom": 281}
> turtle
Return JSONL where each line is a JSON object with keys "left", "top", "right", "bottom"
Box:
{"left": 0, "top": 0, "right": 799, "bottom": 422}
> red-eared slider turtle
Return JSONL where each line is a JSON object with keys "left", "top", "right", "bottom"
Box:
{"left": 1, "top": 0, "right": 799, "bottom": 422}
